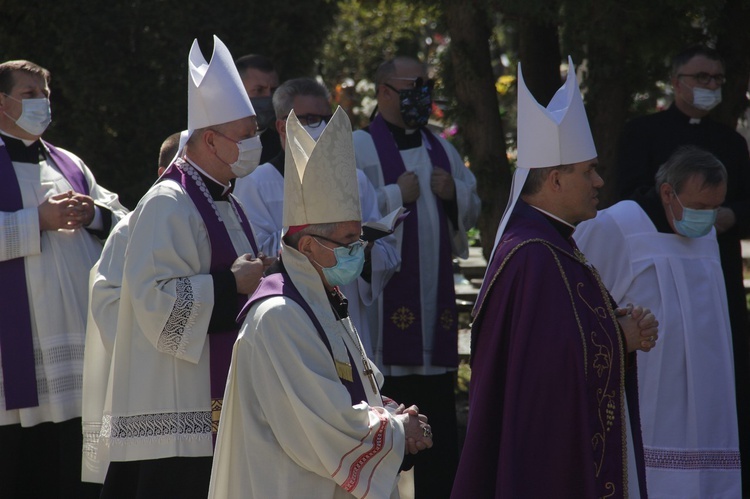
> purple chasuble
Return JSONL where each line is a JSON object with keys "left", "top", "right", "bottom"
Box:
{"left": 238, "top": 269, "right": 368, "bottom": 405}
{"left": 160, "top": 160, "right": 258, "bottom": 437}
{"left": 451, "top": 199, "right": 647, "bottom": 499}
{"left": 0, "top": 141, "right": 89, "bottom": 410}
{"left": 369, "top": 115, "right": 458, "bottom": 367}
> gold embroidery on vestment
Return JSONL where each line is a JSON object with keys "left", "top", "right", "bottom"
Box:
{"left": 335, "top": 360, "right": 354, "bottom": 382}
{"left": 211, "top": 398, "right": 222, "bottom": 434}
{"left": 476, "top": 238, "right": 627, "bottom": 497}
{"left": 391, "top": 306, "right": 415, "bottom": 331}
{"left": 440, "top": 309, "right": 454, "bottom": 331}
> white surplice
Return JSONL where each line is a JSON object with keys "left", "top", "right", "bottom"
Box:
{"left": 0, "top": 141, "right": 127, "bottom": 427}
{"left": 575, "top": 200, "right": 741, "bottom": 498}
{"left": 102, "top": 174, "right": 256, "bottom": 462}
{"left": 82, "top": 213, "right": 131, "bottom": 483}
{"left": 352, "top": 130, "right": 480, "bottom": 374}
{"left": 209, "top": 243, "right": 405, "bottom": 499}
{"left": 234, "top": 162, "right": 400, "bottom": 357}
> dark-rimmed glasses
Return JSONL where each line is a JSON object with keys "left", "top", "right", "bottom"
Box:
{"left": 677, "top": 72, "right": 726, "bottom": 85}
{"left": 313, "top": 235, "right": 365, "bottom": 256}
{"left": 283, "top": 114, "right": 333, "bottom": 128}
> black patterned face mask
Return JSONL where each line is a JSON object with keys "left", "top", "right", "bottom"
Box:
{"left": 386, "top": 78, "right": 434, "bottom": 128}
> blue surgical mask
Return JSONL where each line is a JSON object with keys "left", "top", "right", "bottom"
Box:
{"left": 313, "top": 237, "right": 365, "bottom": 287}
{"left": 692, "top": 87, "right": 722, "bottom": 111}
{"left": 3, "top": 94, "right": 51, "bottom": 136}
{"left": 670, "top": 189, "right": 717, "bottom": 238}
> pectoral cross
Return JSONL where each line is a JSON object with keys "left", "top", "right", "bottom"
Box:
{"left": 363, "top": 358, "right": 378, "bottom": 393}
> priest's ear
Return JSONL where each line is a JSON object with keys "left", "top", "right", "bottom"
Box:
{"left": 296, "top": 234, "right": 316, "bottom": 258}
{"left": 547, "top": 168, "right": 564, "bottom": 192}
{"left": 658, "top": 183, "right": 674, "bottom": 205}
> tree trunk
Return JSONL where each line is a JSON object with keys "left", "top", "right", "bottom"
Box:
{"left": 518, "top": 17, "right": 562, "bottom": 106}
{"left": 442, "top": 0, "right": 508, "bottom": 261}
{"left": 713, "top": 0, "right": 750, "bottom": 129}
{"left": 581, "top": 1, "right": 632, "bottom": 207}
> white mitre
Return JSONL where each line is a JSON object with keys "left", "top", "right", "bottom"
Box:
{"left": 487, "top": 56, "right": 597, "bottom": 264}
{"left": 282, "top": 106, "right": 361, "bottom": 229}
{"left": 179, "top": 35, "right": 255, "bottom": 151}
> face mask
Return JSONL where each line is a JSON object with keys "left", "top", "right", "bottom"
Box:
{"left": 229, "top": 135, "right": 263, "bottom": 177}
{"left": 3, "top": 95, "right": 51, "bottom": 136}
{"left": 313, "top": 237, "right": 365, "bottom": 287}
{"left": 669, "top": 189, "right": 717, "bottom": 238}
{"left": 396, "top": 84, "right": 432, "bottom": 129}
{"left": 303, "top": 122, "right": 327, "bottom": 142}
{"left": 692, "top": 87, "right": 722, "bottom": 111}
{"left": 250, "top": 96, "right": 275, "bottom": 131}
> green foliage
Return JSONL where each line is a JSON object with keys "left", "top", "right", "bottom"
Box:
{"left": 0, "top": 0, "right": 338, "bottom": 208}
{"left": 318, "top": 0, "right": 442, "bottom": 128}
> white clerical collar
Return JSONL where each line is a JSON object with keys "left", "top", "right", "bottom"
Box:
{"left": 183, "top": 156, "right": 232, "bottom": 195}
{"left": 529, "top": 205, "right": 576, "bottom": 230}
{"left": 689, "top": 118, "right": 701, "bottom": 125}
{"left": 0, "top": 128, "right": 37, "bottom": 146}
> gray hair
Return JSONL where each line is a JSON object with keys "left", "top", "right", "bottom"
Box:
{"left": 654, "top": 145, "right": 727, "bottom": 193}
{"left": 272, "top": 78, "right": 330, "bottom": 120}
{"left": 283, "top": 222, "right": 339, "bottom": 250}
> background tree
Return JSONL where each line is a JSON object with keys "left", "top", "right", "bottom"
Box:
{"left": 1, "top": 0, "right": 747, "bottom": 233}
{"left": 0, "top": 0, "right": 338, "bottom": 208}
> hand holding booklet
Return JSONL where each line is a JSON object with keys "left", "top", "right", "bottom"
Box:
{"left": 362, "top": 206, "right": 409, "bottom": 242}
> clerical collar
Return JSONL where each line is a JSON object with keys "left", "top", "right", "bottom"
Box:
{"left": 0, "top": 132, "right": 44, "bottom": 163}
{"left": 667, "top": 103, "right": 704, "bottom": 126}
{"left": 529, "top": 205, "right": 576, "bottom": 239}
{"left": 365, "top": 117, "right": 423, "bottom": 150}
{"left": 183, "top": 157, "right": 233, "bottom": 199}
{"left": 631, "top": 185, "right": 674, "bottom": 234}
{"left": 0, "top": 129, "right": 36, "bottom": 146}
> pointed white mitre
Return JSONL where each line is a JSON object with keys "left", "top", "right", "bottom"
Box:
{"left": 282, "top": 106, "right": 361, "bottom": 227}
{"left": 487, "top": 56, "right": 597, "bottom": 265}
{"left": 187, "top": 35, "right": 255, "bottom": 137}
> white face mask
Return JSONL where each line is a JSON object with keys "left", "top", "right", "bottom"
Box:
{"left": 692, "top": 87, "right": 722, "bottom": 111}
{"left": 303, "top": 122, "right": 327, "bottom": 142}
{"left": 229, "top": 135, "right": 263, "bottom": 177}
{"left": 3, "top": 95, "right": 51, "bottom": 136}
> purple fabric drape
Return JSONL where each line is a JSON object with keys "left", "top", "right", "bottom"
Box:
{"left": 368, "top": 115, "right": 458, "bottom": 367}
{"left": 452, "top": 199, "right": 647, "bottom": 498}
{"left": 0, "top": 142, "right": 90, "bottom": 410}
{"left": 161, "top": 160, "right": 258, "bottom": 438}
{"left": 239, "top": 270, "right": 368, "bottom": 405}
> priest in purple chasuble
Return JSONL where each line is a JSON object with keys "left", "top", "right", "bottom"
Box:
{"left": 451, "top": 57, "right": 658, "bottom": 499}
{"left": 100, "top": 36, "right": 268, "bottom": 499}
{"left": 0, "top": 59, "right": 128, "bottom": 498}
{"left": 209, "top": 108, "right": 433, "bottom": 499}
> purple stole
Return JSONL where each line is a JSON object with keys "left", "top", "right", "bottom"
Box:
{"left": 369, "top": 115, "right": 458, "bottom": 367}
{"left": 239, "top": 270, "right": 368, "bottom": 405}
{"left": 0, "top": 140, "right": 89, "bottom": 410}
{"left": 160, "top": 160, "right": 258, "bottom": 436}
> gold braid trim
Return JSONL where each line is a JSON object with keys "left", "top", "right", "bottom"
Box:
{"left": 473, "top": 239, "right": 588, "bottom": 376}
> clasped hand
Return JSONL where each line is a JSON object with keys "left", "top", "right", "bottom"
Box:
{"left": 616, "top": 304, "right": 659, "bottom": 353}
{"left": 231, "top": 253, "right": 274, "bottom": 295}
{"left": 394, "top": 404, "right": 433, "bottom": 455}
{"left": 38, "top": 190, "right": 95, "bottom": 231}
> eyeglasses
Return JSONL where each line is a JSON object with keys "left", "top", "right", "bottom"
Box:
{"left": 678, "top": 72, "right": 726, "bottom": 85}
{"left": 313, "top": 235, "right": 365, "bottom": 256}
{"left": 385, "top": 77, "right": 435, "bottom": 91}
{"left": 284, "top": 114, "right": 333, "bottom": 128}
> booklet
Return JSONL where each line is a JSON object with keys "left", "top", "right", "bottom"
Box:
{"left": 362, "top": 207, "right": 409, "bottom": 242}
